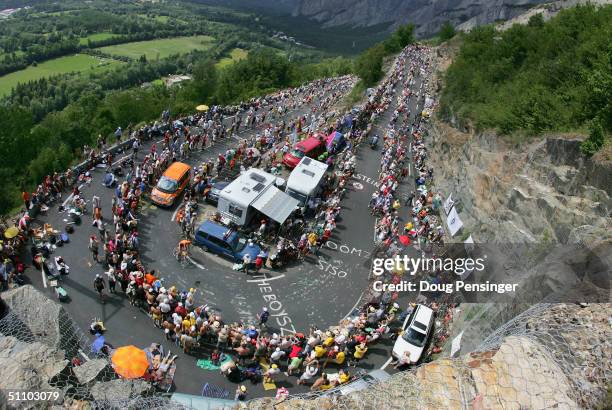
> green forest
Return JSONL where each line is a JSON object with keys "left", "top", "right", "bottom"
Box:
{"left": 440, "top": 4, "right": 611, "bottom": 152}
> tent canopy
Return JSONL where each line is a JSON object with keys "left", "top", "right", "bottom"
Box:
{"left": 252, "top": 186, "right": 299, "bottom": 224}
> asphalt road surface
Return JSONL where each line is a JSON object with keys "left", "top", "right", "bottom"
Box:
{"left": 24, "top": 59, "right": 428, "bottom": 398}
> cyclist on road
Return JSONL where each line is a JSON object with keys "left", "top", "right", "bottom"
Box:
{"left": 177, "top": 239, "right": 191, "bottom": 254}
{"left": 175, "top": 239, "right": 192, "bottom": 264}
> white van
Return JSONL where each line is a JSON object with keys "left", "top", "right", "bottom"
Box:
{"left": 286, "top": 157, "right": 328, "bottom": 205}
{"left": 217, "top": 168, "right": 297, "bottom": 226}
{"left": 217, "top": 169, "right": 276, "bottom": 225}
{"left": 391, "top": 304, "right": 434, "bottom": 364}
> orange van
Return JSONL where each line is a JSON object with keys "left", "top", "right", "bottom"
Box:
{"left": 150, "top": 162, "right": 191, "bottom": 207}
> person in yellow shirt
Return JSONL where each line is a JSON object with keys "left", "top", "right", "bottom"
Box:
{"left": 322, "top": 333, "right": 335, "bottom": 347}
{"left": 351, "top": 342, "right": 368, "bottom": 365}
{"left": 333, "top": 349, "right": 346, "bottom": 365}
{"left": 307, "top": 232, "right": 317, "bottom": 247}
{"left": 188, "top": 312, "right": 197, "bottom": 327}
{"left": 314, "top": 344, "right": 328, "bottom": 359}
{"left": 337, "top": 369, "right": 350, "bottom": 385}
{"left": 323, "top": 346, "right": 346, "bottom": 368}
{"left": 182, "top": 318, "right": 191, "bottom": 332}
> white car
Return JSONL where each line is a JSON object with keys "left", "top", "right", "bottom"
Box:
{"left": 391, "top": 304, "right": 434, "bottom": 364}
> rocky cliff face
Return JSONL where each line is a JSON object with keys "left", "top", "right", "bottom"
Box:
{"left": 293, "top": 0, "right": 549, "bottom": 37}
{"left": 428, "top": 123, "right": 611, "bottom": 246}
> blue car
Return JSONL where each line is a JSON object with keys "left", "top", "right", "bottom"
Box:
{"left": 194, "top": 220, "right": 261, "bottom": 262}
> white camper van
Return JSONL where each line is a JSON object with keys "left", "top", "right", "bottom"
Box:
{"left": 286, "top": 157, "right": 328, "bottom": 206}
{"left": 217, "top": 168, "right": 299, "bottom": 226}
{"left": 217, "top": 169, "right": 276, "bottom": 225}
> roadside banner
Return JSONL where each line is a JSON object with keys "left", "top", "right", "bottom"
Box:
{"left": 450, "top": 331, "right": 463, "bottom": 357}
{"left": 443, "top": 193, "right": 455, "bottom": 215}
{"left": 446, "top": 207, "right": 463, "bottom": 237}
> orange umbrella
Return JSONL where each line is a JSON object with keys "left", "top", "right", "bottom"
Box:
{"left": 111, "top": 345, "right": 149, "bottom": 379}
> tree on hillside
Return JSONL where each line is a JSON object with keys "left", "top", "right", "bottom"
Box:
{"left": 192, "top": 58, "right": 218, "bottom": 101}
{"left": 395, "top": 24, "right": 415, "bottom": 47}
{"left": 438, "top": 22, "right": 456, "bottom": 41}
{"left": 383, "top": 23, "right": 415, "bottom": 54}
{"left": 355, "top": 43, "right": 386, "bottom": 86}
{"left": 581, "top": 120, "right": 605, "bottom": 156}
{"left": 440, "top": 3, "right": 611, "bottom": 149}
{"left": 215, "top": 49, "right": 291, "bottom": 103}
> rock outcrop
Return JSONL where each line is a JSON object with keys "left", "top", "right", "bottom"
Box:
{"left": 72, "top": 359, "right": 110, "bottom": 385}
{"left": 0, "top": 336, "right": 67, "bottom": 394}
{"left": 294, "top": 0, "right": 549, "bottom": 37}
{"left": 492, "top": 0, "right": 611, "bottom": 31}
{"left": 428, "top": 124, "right": 611, "bottom": 246}
{"left": 89, "top": 379, "right": 153, "bottom": 402}
{"left": 0, "top": 285, "right": 84, "bottom": 357}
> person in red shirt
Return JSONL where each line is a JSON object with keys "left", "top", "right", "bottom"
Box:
{"left": 21, "top": 191, "right": 30, "bottom": 209}
{"left": 174, "top": 302, "right": 187, "bottom": 318}
{"left": 354, "top": 333, "right": 367, "bottom": 344}
{"left": 134, "top": 273, "right": 145, "bottom": 287}
{"left": 321, "top": 229, "right": 331, "bottom": 243}
{"left": 289, "top": 343, "right": 303, "bottom": 359}
{"left": 255, "top": 253, "right": 265, "bottom": 271}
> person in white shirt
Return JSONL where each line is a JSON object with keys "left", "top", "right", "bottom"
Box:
{"left": 270, "top": 347, "right": 286, "bottom": 364}
{"left": 242, "top": 254, "right": 251, "bottom": 275}
{"left": 297, "top": 362, "right": 319, "bottom": 385}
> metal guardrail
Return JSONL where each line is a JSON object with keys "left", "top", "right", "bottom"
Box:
{"left": 70, "top": 137, "right": 136, "bottom": 182}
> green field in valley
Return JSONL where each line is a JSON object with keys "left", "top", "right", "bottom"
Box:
{"left": 215, "top": 48, "right": 248, "bottom": 68}
{"left": 78, "top": 32, "right": 118, "bottom": 45}
{"left": 137, "top": 14, "right": 175, "bottom": 23}
{"left": 0, "top": 54, "right": 123, "bottom": 96}
{"left": 97, "top": 35, "right": 215, "bottom": 60}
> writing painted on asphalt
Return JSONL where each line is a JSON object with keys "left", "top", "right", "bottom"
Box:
{"left": 317, "top": 258, "right": 348, "bottom": 278}
{"left": 354, "top": 173, "right": 380, "bottom": 188}
{"left": 325, "top": 240, "right": 371, "bottom": 259}
{"left": 248, "top": 274, "right": 296, "bottom": 336}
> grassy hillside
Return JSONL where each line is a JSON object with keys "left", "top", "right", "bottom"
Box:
{"left": 440, "top": 4, "right": 611, "bottom": 142}
{"left": 0, "top": 54, "right": 122, "bottom": 96}
{"left": 215, "top": 48, "right": 248, "bottom": 68}
{"left": 78, "top": 32, "right": 117, "bottom": 45}
{"left": 97, "top": 35, "right": 215, "bottom": 60}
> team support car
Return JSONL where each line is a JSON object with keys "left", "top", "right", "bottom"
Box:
{"left": 150, "top": 162, "right": 191, "bottom": 207}
{"left": 391, "top": 304, "right": 434, "bottom": 365}
{"left": 193, "top": 220, "right": 261, "bottom": 262}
